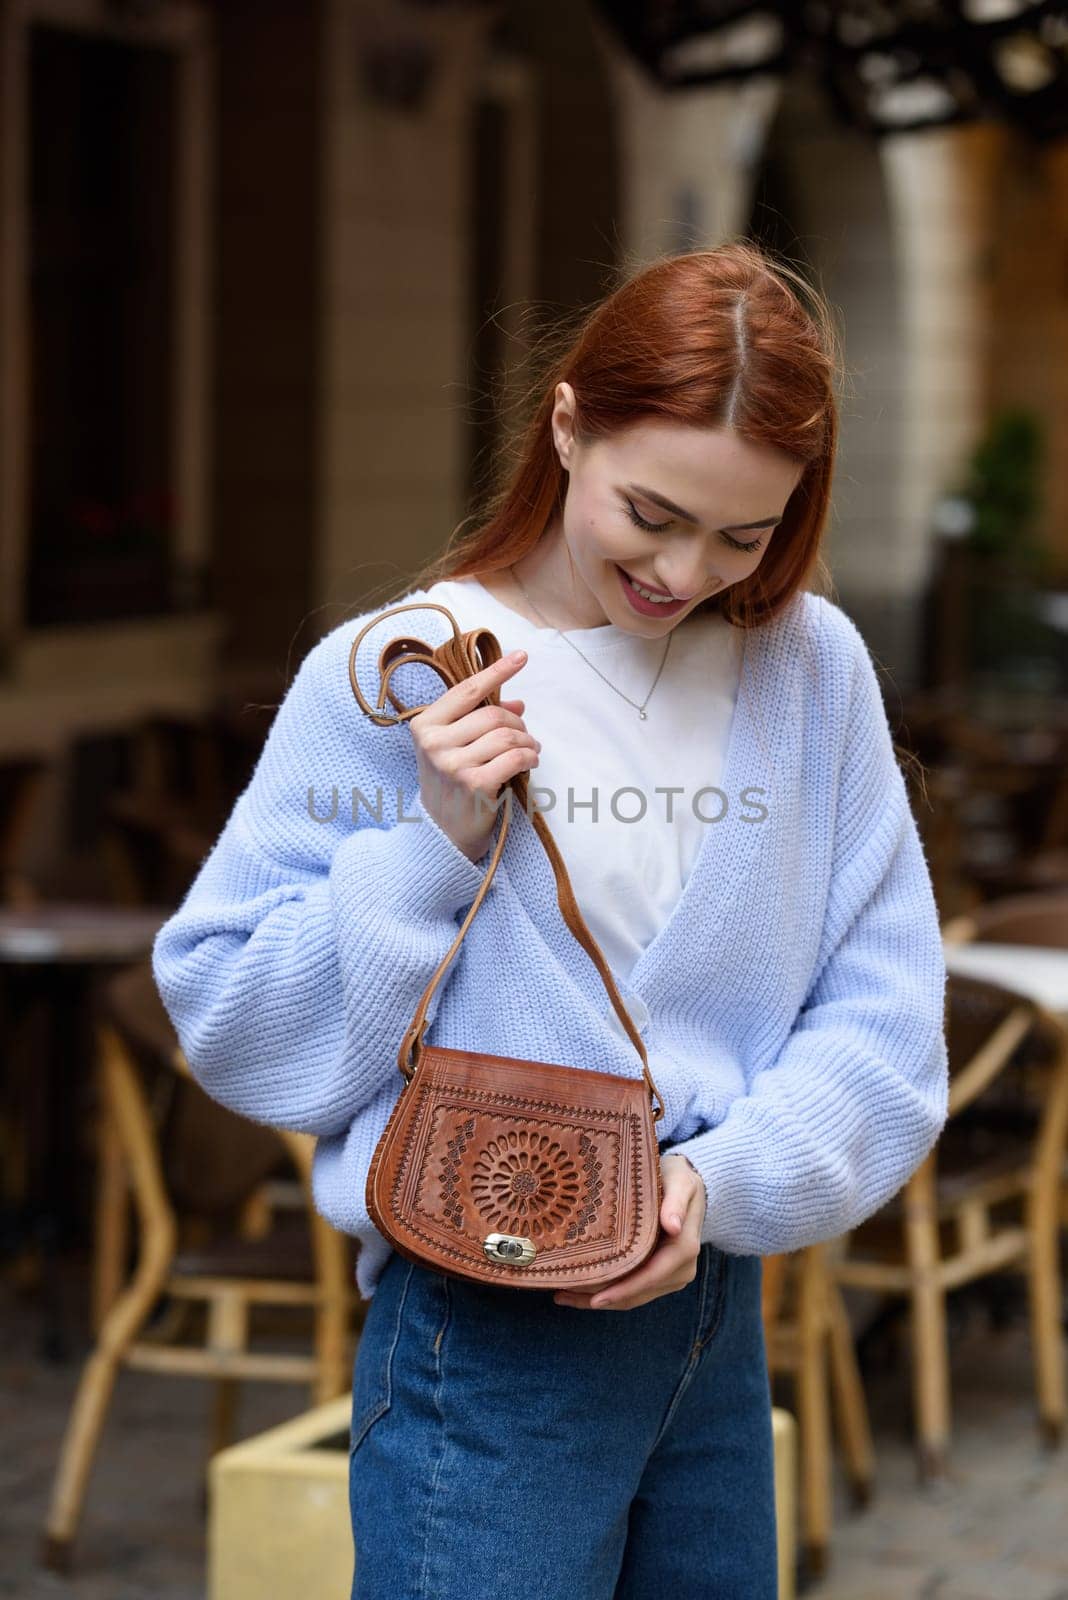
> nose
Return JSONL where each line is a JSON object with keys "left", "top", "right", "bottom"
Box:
{"left": 654, "top": 564, "right": 721, "bottom": 601}
{"left": 650, "top": 538, "right": 723, "bottom": 601}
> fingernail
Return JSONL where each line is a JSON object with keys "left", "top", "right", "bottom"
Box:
{"left": 508, "top": 649, "right": 526, "bottom": 661}
{"left": 669, "top": 1214, "right": 682, "bottom": 1228}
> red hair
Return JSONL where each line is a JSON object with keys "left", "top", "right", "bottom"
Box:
{"left": 380, "top": 239, "right": 842, "bottom": 632}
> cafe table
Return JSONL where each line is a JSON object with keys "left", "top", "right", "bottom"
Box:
{"left": 0, "top": 902, "right": 171, "bottom": 1357}
{"left": 940, "top": 934, "right": 1068, "bottom": 1296}
{"left": 941, "top": 939, "right": 1068, "bottom": 1019}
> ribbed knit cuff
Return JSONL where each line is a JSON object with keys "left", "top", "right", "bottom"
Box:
{"left": 329, "top": 790, "right": 492, "bottom": 923}
{"left": 664, "top": 1034, "right": 867, "bottom": 1252}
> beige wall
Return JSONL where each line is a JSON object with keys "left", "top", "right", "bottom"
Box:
{"left": 313, "top": 0, "right": 628, "bottom": 630}
{"left": 751, "top": 73, "right": 912, "bottom": 670}
{"left": 882, "top": 122, "right": 1005, "bottom": 588}
{"left": 314, "top": 0, "right": 491, "bottom": 627}
{"left": 603, "top": 25, "right": 779, "bottom": 255}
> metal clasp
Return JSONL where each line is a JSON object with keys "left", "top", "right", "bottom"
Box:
{"left": 483, "top": 1233, "right": 537, "bottom": 1266}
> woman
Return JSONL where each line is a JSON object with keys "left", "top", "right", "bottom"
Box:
{"left": 153, "top": 241, "right": 949, "bottom": 1598}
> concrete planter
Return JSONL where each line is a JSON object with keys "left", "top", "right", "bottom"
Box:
{"left": 210, "top": 1395, "right": 797, "bottom": 1599}
{"left": 209, "top": 1396, "right": 353, "bottom": 1600}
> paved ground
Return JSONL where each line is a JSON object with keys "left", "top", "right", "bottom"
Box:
{"left": 786, "top": 1288, "right": 1068, "bottom": 1600}
{"left": 1, "top": 1255, "right": 1065, "bottom": 1599}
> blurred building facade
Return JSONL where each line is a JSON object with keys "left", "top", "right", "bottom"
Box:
{"left": 1, "top": 0, "right": 1066, "bottom": 889}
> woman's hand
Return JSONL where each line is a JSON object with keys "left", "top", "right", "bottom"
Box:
{"left": 410, "top": 648, "right": 541, "bottom": 862}
{"left": 552, "top": 1152, "right": 708, "bottom": 1311}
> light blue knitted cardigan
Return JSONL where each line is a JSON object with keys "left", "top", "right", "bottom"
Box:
{"left": 152, "top": 586, "right": 949, "bottom": 1300}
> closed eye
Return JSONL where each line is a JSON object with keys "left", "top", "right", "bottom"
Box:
{"left": 622, "top": 497, "right": 765, "bottom": 554}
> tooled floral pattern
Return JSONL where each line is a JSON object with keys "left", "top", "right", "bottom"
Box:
{"left": 439, "top": 1114, "right": 476, "bottom": 1231}
{"left": 400, "top": 1099, "right": 643, "bottom": 1273}
{"left": 413, "top": 1095, "right": 621, "bottom": 1246}
{"left": 564, "top": 1132, "right": 605, "bottom": 1242}
{"left": 468, "top": 1129, "right": 583, "bottom": 1238}
{"left": 462, "top": 1129, "right": 608, "bottom": 1242}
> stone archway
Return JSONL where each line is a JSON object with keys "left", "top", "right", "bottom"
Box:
{"left": 745, "top": 70, "right": 910, "bottom": 678}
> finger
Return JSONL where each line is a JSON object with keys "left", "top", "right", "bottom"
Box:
{"left": 588, "top": 1251, "right": 687, "bottom": 1308}
{"left": 660, "top": 1153, "right": 702, "bottom": 1236}
{"left": 554, "top": 1237, "right": 686, "bottom": 1310}
{"left": 417, "top": 649, "right": 528, "bottom": 727}
{"left": 660, "top": 1174, "right": 692, "bottom": 1235}
{"left": 447, "top": 725, "right": 541, "bottom": 775}
{"left": 567, "top": 1274, "right": 683, "bottom": 1311}
{"left": 557, "top": 1291, "right": 665, "bottom": 1311}
{"left": 590, "top": 1181, "right": 703, "bottom": 1309}
{"left": 554, "top": 1166, "right": 700, "bottom": 1309}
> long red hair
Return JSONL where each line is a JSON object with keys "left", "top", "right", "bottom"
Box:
{"left": 380, "top": 239, "right": 842, "bottom": 632}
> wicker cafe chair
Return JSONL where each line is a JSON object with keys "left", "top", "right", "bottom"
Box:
{"left": 40, "top": 962, "right": 362, "bottom": 1573}
{"left": 829, "top": 971, "right": 1068, "bottom": 1478}
{"left": 897, "top": 693, "right": 1068, "bottom": 899}
{"left": 942, "top": 887, "right": 1068, "bottom": 1234}
{"left": 86, "top": 963, "right": 316, "bottom": 1339}
{"left": 942, "top": 886, "right": 1068, "bottom": 951}
{"left": 104, "top": 704, "right": 274, "bottom": 907}
{"left": 763, "top": 1245, "right": 875, "bottom": 1582}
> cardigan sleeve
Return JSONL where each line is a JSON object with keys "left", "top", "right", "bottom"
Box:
{"left": 665, "top": 611, "right": 949, "bottom": 1254}
{"left": 151, "top": 621, "right": 492, "bottom": 1139}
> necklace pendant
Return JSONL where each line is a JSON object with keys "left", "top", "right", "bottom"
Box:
{"left": 639, "top": 708, "right": 647, "bottom": 720}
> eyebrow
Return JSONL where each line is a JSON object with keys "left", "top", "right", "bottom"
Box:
{"left": 626, "top": 482, "right": 782, "bottom": 532}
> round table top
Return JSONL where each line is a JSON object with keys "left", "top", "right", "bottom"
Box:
{"left": 0, "top": 902, "right": 171, "bottom": 965}
{"left": 943, "top": 940, "right": 1068, "bottom": 1017}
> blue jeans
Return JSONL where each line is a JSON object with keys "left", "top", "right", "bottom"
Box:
{"left": 348, "top": 1242, "right": 778, "bottom": 1598}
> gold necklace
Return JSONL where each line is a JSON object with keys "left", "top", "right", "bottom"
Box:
{"left": 509, "top": 566, "right": 674, "bottom": 722}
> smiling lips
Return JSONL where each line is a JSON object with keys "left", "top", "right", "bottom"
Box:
{"left": 618, "top": 566, "right": 683, "bottom": 600}
{"left": 615, "top": 564, "right": 691, "bottom": 617}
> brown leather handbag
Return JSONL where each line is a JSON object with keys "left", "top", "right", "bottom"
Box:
{"left": 347, "top": 600, "right": 666, "bottom": 1292}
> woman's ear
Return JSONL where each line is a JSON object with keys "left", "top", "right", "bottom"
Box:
{"left": 551, "top": 381, "right": 577, "bottom": 470}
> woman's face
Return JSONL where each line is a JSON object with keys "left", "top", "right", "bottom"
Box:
{"left": 547, "top": 381, "right": 805, "bottom": 632}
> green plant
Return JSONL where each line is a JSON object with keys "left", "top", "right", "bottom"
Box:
{"left": 959, "top": 407, "right": 1047, "bottom": 576}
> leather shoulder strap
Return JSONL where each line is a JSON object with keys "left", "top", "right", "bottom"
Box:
{"left": 347, "top": 600, "right": 664, "bottom": 1121}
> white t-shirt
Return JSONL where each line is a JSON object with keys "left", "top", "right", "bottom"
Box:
{"left": 422, "top": 575, "right": 744, "bottom": 987}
